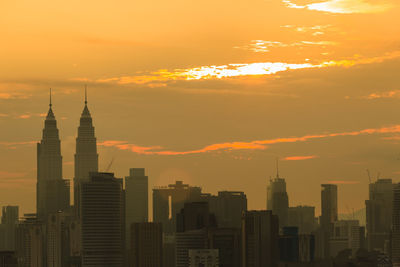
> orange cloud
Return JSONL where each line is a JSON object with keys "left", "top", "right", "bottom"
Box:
{"left": 365, "top": 90, "right": 400, "bottom": 99}
{"left": 283, "top": 155, "right": 318, "bottom": 161}
{"left": 234, "top": 40, "right": 337, "bottom": 53}
{"left": 0, "top": 171, "right": 27, "bottom": 178}
{"left": 99, "top": 124, "right": 400, "bottom": 156}
{"left": 0, "top": 141, "right": 36, "bottom": 147}
{"left": 282, "top": 0, "right": 392, "bottom": 14}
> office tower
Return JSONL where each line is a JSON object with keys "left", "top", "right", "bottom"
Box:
{"left": 80, "top": 172, "right": 124, "bottom": 267}
{"left": 74, "top": 89, "right": 98, "bottom": 215}
{"left": 15, "top": 214, "right": 44, "bottom": 267}
{"left": 46, "top": 210, "right": 76, "bottom": 267}
{"left": 163, "top": 234, "right": 176, "bottom": 267}
{"left": 176, "top": 202, "right": 216, "bottom": 233}
{"left": 125, "top": 168, "right": 148, "bottom": 246}
{"left": 319, "top": 184, "right": 338, "bottom": 259}
{"left": 288, "top": 206, "right": 316, "bottom": 234}
{"left": 392, "top": 183, "right": 400, "bottom": 266}
{"left": 188, "top": 249, "right": 219, "bottom": 267}
{"left": 208, "top": 191, "right": 247, "bottom": 229}
{"left": 130, "top": 222, "right": 162, "bottom": 267}
{"left": 37, "top": 91, "right": 70, "bottom": 220}
{"left": 175, "top": 229, "right": 209, "bottom": 267}
{"left": 153, "top": 181, "right": 203, "bottom": 233}
{"left": 208, "top": 228, "right": 241, "bottom": 267}
{"left": 0, "top": 206, "right": 19, "bottom": 251}
{"left": 365, "top": 178, "right": 394, "bottom": 252}
{"left": 0, "top": 251, "right": 17, "bottom": 266}
{"left": 299, "top": 234, "right": 315, "bottom": 263}
{"left": 241, "top": 210, "right": 279, "bottom": 267}
{"left": 329, "top": 220, "right": 362, "bottom": 258}
{"left": 279, "top": 227, "right": 299, "bottom": 262}
{"left": 267, "top": 169, "right": 289, "bottom": 228}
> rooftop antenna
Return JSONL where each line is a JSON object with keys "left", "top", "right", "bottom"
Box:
{"left": 276, "top": 157, "right": 280, "bottom": 178}
{"left": 366, "top": 169, "right": 371, "bottom": 184}
{"left": 49, "top": 88, "right": 52, "bottom": 107}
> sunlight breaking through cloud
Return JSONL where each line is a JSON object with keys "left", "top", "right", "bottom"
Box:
{"left": 282, "top": 0, "right": 392, "bottom": 14}
{"left": 234, "top": 40, "right": 336, "bottom": 53}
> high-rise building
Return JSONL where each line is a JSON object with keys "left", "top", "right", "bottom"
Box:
{"left": 80, "top": 172, "right": 124, "bottom": 267}
{"left": 37, "top": 91, "right": 70, "bottom": 221}
{"left": 125, "top": 168, "right": 148, "bottom": 246}
{"left": 288, "top": 206, "right": 316, "bottom": 234}
{"left": 241, "top": 210, "right": 279, "bottom": 267}
{"left": 329, "top": 220, "right": 363, "bottom": 258}
{"left": 130, "top": 222, "right": 162, "bottom": 267}
{"left": 392, "top": 183, "right": 400, "bottom": 266}
{"left": 208, "top": 228, "right": 241, "bottom": 267}
{"left": 74, "top": 88, "right": 98, "bottom": 215}
{"left": 176, "top": 202, "right": 216, "bottom": 233}
{"left": 153, "top": 181, "right": 203, "bottom": 233}
{"left": 188, "top": 249, "right": 219, "bottom": 267}
{"left": 279, "top": 227, "right": 299, "bottom": 263}
{"left": 318, "top": 184, "right": 338, "bottom": 259}
{"left": 175, "top": 229, "right": 209, "bottom": 267}
{"left": 267, "top": 170, "right": 289, "bottom": 228}
{"left": 0, "top": 206, "right": 19, "bottom": 251}
{"left": 365, "top": 178, "right": 394, "bottom": 252}
{"left": 208, "top": 191, "right": 247, "bottom": 229}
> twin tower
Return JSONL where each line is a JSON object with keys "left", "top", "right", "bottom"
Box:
{"left": 36, "top": 89, "right": 98, "bottom": 220}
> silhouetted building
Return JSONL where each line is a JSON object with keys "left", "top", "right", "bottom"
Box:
{"left": 242, "top": 210, "right": 279, "bottom": 267}
{"left": 125, "top": 168, "right": 148, "bottom": 246}
{"left": 0, "top": 206, "right": 18, "bottom": 251}
{"left": 267, "top": 173, "right": 289, "bottom": 228}
{"left": 188, "top": 249, "right": 219, "bottom": 267}
{"left": 280, "top": 227, "right": 300, "bottom": 262}
{"left": 365, "top": 179, "right": 394, "bottom": 252}
{"left": 176, "top": 229, "right": 208, "bottom": 267}
{"left": 37, "top": 93, "right": 70, "bottom": 220}
{"left": 163, "top": 234, "right": 176, "bottom": 267}
{"left": 208, "top": 228, "right": 241, "bottom": 267}
{"left": 299, "top": 234, "right": 315, "bottom": 263}
{"left": 288, "top": 206, "right": 316, "bottom": 234}
{"left": 15, "top": 214, "right": 44, "bottom": 267}
{"left": 130, "top": 222, "right": 162, "bottom": 267}
{"left": 176, "top": 202, "right": 216, "bottom": 233}
{"left": 153, "top": 181, "right": 203, "bottom": 233}
{"left": 208, "top": 191, "right": 247, "bottom": 229}
{"left": 74, "top": 90, "right": 99, "bottom": 217}
{"left": 329, "top": 220, "right": 363, "bottom": 258}
{"left": 0, "top": 251, "right": 17, "bottom": 267}
{"left": 392, "top": 183, "right": 400, "bottom": 266}
{"left": 80, "top": 172, "right": 124, "bottom": 267}
{"left": 319, "top": 184, "right": 338, "bottom": 259}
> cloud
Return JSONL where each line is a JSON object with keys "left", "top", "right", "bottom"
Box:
{"left": 282, "top": 0, "right": 392, "bottom": 14}
{"left": 0, "top": 113, "right": 9, "bottom": 117}
{"left": 364, "top": 90, "right": 400, "bottom": 99}
{"left": 0, "top": 141, "right": 36, "bottom": 148}
{"left": 0, "top": 171, "right": 27, "bottom": 178}
{"left": 99, "top": 124, "right": 400, "bottom": 156}
{"left": 0, "top": 92, "right": 31, "bottom": 99}
{"left": 281, "top": 25, "right": 333, "bottom": 36}
{"left": 283, "top": 155, "right": 318, "bottom": 161}
{"left": 234, "top": 40, "right": 337, "bottom": 53}
{"left": 75, "top": 51, "right": 400, "bottom": 86}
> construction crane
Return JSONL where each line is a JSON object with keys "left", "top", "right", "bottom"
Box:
{"left": 105, "top": 157, "right": 115, "bottom": 172}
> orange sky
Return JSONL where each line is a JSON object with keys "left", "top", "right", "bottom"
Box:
{"left": 1, "top": 0, "right": 400, "bottom": 217}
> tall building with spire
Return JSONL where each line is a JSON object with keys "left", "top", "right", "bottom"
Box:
{"left": 74, "top": 87, "right": 99, "bottom": 213}
{"left": 37, "top": 89, "right": 70, "bottom": 220}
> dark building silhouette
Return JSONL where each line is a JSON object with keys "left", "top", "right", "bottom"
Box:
{"left": 130, "top": 222, "right": 162, "bottom": 267}
{"left": 36, "top": 92, "right": 70, "bottom": 221}
{"left": 392, "top": 183, "right": 400, "bottom": 265}
{"left": 79, "top": 172, "right": 124, "bottom": 267}
{"left": 176, "top": 202, "right": 216, "bottom": 233}
{"left": 0, "top": 251, "right": 17, "bottom": 267}
{"left": 153, "top": 181, "right": 203, "bottom": 233}
{"left": 208, "top": 191, "right": 247, "bottom": 229}
{"left": 74, "top": 89, "right": 99, "bottom": 217}
{"left": 208, "top": 228, "right": 241, "bottom": 267}
{"left": 280, "top": 227, "right": 300, "bottom": 262}
{"left": 0, "top": 206, "right": 19, "bottom": 251}
{"left": 288, "top": 206, "right": 316, "bottom": 234}
{"left": 125, "top": 168, "right": 148, "bottom": 246}
{"left": 365, "top": 178, "right": 393, "bottom": 252}
{"left": 267, "top": 172, "right": 289, "bottom": 228}
{"left": 241, "top": 210, "right": 279, "bottom": 267}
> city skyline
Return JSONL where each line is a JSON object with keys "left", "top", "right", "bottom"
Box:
{"left": 1, "top": 0, "right": 400, "bottom": 219}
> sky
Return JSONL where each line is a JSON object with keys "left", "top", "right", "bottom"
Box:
{"left": 0, "top": 0, "right": 400, "bottom": 217}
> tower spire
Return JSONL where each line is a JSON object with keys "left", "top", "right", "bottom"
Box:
{"left": 85, "top": 85, "right": 87, "bottom": 105}
{"left": 49, "top": 88, "right": 52, "bottom": 107}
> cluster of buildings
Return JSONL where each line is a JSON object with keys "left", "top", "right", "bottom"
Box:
{"left": 0, "top": 92, "right": 398, "bottom": 267}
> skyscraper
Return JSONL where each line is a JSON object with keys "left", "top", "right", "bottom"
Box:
{"left": 74, "top": 88, "right": 99, "bottom": 214}
{"left": 37, "top": 90, "right": 69, "bottom": 220}
{"left": 80, "top": 172, "right": 124, "bottom": 267}
{"left": 319, "top": 184, "right": 338, "bottom": 259}
{"left": 125, "top": 168, "right": 148, "bottom": 246}
{"left": 267, "top": 170, "right": 289, "bottom": 228}
{"left": 392, "top": 183, "right": 400, "bottom": 266}
{"left": 365, "top": 178, "right": 394, "bottom": 252}
{"left": 288, "top": 206, "right": 316, "bottom": 234}
{"left": 0, "top": 206, "right": 19, "bottom": 251}
{"left": 241, "top": 210, "right": 279, "bottom": 267}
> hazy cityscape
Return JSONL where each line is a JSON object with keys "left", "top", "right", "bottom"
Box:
{"left": 0, "top": 91, "right": 397, "bottom": 267}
